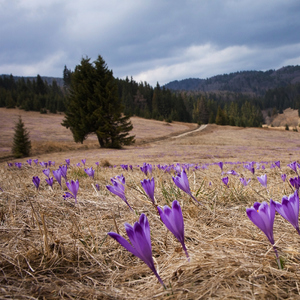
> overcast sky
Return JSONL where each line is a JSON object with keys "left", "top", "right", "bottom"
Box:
{"left": 1, "top": 0, "right": 300, "bottom": 86}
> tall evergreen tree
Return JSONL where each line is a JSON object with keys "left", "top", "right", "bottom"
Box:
{"left": 62, "top": 55, "right": 135, "bottom": 149}
{"left": 12, "top": 116, "right": 31, "bottom": 158}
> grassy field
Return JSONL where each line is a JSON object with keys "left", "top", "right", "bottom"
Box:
{"left": 1, "top": 109, "right": 300, "bottom": 299}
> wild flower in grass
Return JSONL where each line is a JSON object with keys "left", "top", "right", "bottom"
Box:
{"left": 59, "top": 165, "right": 68, "bottom": 180}
{"left": 53, "top": 169, "right": 62, "bottom": 188}
{"left": 140, "top": 163, "right": 152, "bottom": 176}
{"left": 246, "top": 200, "right": 281, "bottom": 268}
{"left": 65, "top": 159, "right": 70, "bottom": 166}
{"left": 26, "top": 159, "right": 32, "bottom": 166}
{"left": 48, "top": 160, "right": 54, "bottom": 166}
{"left": 112, "top": 174, "right": 125, "bottom": 185}
{"left": 81, "top": 159, "right": 86, "bottom": 166}
{"left": 63, "top": 192, "right": 74, "bottom": 200}
{"left": 95, "top": 183, "right": 100, "bottom": 191}
{"left": 40, "top": 162, "right": 48, "bottom": 168}
{"left": 45, "top": 177, "right": 54, "bottom": 189}
{"left": 257, "top": 174, "right": 267, "bottom": 188}
{"left": 33, "top": 159, "right": 38, "bottom": 165}
{"left": 275, "top": 161, "right": 281, "bottom": 169}
{"left": 226, "top": 170, "right": 239, "bottom": 176}
{"left": 106, "top": 180, "right": 133, "bottom": 211}
{"left": 222, "top": 176, "right": 229, "bottom": 187}
{"left": 65, "top": 180, "right": 79, "bottom": 204}
{"left": 288, "top": 161, "right": 298, "bottom": 174}
{"left": 7, "top": 163, "right": 13, "bottom": 167}
{"left": 43, "top": 168, "right": 50, "bottom": 178}
{"left": 129, "top": 165, "right": 133, "bottom": 171}
{"left": 274, "top": 190, "right": 300, "bottom": 235}
{"left": 240, "top": 177, "right": 251, "bottom": 186}
{"left": 0, "top": 186, "right": 3, "bottom": 192}
{"left": 281, "top": 174, "right": 287, "bottom": 182}
{"left": 76, "top": 163, "right": 81, "bottom": 167}
{"left": 217, "top": 161, "right": 223, "bottom": 171}
{"left": 141, "top": 177, "right": 155, "bottom": 204}
{"left": 32, "top": 176, "right": 40, "bottom": 190}
{"left": 15, "top": 162, "right": 22, "bottom": 169}
{"left": 244, "top": 164, "right": 255, "bottom": 174}
{"left": 290, "top": 176, "right": 300, "bottom": 189}
{"left": 172, "top": 170, "right": 201, "bottom": 204}
{"left": 158, "top": 200, "right": 189, "bottom": 260}
{"left": 84, "top": 167, "right": 95, "bottom": 179}
{"left": 121, "top": 164, "right": 128, "bottom": 171}
{"left": 95, "top": 162, "right": 99, "bottom": 167}
{"left": 108, "top": 214, "right": 165, "bottom": 287}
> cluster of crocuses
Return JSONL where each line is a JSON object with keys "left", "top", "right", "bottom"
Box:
{"left": 246, "top": 161, "right": 300, "bottom": 268}
{"left": 106, "top": 169, "right": 202, "bottom": 286}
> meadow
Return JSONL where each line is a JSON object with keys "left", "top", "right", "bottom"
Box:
{"left": 1, "top": 108, "right": 300, "bottom": 299}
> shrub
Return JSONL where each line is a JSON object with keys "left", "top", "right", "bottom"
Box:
{"left": 12, "top": 116, "right": 31, "bottom": 158}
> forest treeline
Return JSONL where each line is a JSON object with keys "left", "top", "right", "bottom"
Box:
{"left": 1, "top": 68, "right": 300, "bottom": 127}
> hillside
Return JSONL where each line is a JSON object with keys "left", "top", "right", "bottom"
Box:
{"left": 164, "top": 65, "right": 300, "bottom": 96}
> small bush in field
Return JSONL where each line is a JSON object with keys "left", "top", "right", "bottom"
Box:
{"left": 12, "top": 116, "right": 31, "bottom": 158}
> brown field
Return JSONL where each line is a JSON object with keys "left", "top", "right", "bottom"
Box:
{"left": 1, "top": 108, "right": 300, "bottom": 299}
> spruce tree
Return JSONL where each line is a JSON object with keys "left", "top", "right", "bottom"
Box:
{"left": 12, "top": 116, "right": 31, "bottom": 158}
{"left": 62, "top": 55, "right": 135, "bottom": 149}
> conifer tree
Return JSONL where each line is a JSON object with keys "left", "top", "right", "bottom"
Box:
{"left": 62, "top": 55, "right": 135, "bottom": 149}
{"left": 12, "top": 116, "right": 31, "bottom": 158}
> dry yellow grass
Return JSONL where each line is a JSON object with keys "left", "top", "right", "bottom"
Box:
{"left": 1, "top": 109, "right": 300, "bottom": 299}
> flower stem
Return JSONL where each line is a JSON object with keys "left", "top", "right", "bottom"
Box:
{"left": 273, "top": 245, "right": 282, "bottom": 269}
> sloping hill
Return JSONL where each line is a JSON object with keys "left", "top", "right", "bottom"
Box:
{"left": 164, "top": 65, "right": 300, "bottom": 96}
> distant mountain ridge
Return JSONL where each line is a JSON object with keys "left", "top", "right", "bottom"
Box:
{"left": 164, "top": 65, "right": 300, "bottom": 96}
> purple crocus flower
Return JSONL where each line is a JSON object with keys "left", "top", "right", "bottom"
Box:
{"left": 66, "top": 180, "right": 79, "bottom": 204}
{"left": 112, "top": 174, "right": 125, "bottom": 185}
{"left": 226, "top": 170, "right": 239, "bottom": 176}
{"left": 106, "top": 180, "right": 133, "bottom": 211}
{"left": 32, "top": 176, "right": 40, "bottom": 190}
{"left": 121, "top": 164, "right": 128, "bottom": 171}
{"left": 0, "top": 186, "right": 3, "bottom": 192}
{"left": 290, "top": 176, "right": 300, "bottom": 189}
{"left": 157, "top": 200, "right": 189, "bottom": 260}
{"left": 257, "top": 174, "right": 267, "bottom": 188}
{"left": 217, "top": 161, "right": 223, "bottom": 171}
{"left": 59, "top": 165, "right": 68, "bottom": 180}
{"left": 95, "top": 183, "right": 100, "bottom": 191}
{"left": 244, "top": 163, "right": 255, "bottom": 174}
{"left": 84, "top": 167, "right": 95, "bottom": 179}
{"left": 33, "top": 159, "right": 38, "bottom": 165}
{"left": 65, "top": 159, "right": 70, "bottom": 166}
{"left": 275, "top": 161, "right": 281, "bottom": 169}
{"left": 240, "top": 177, "right": 251, "bottom": 186}
{"left": 76, "top": 163, "right": 81, "bottom": 167}
{"left": 172, "top": 170, "right": 201, "bottom": 204}
{"left": 141, "top": 177, "right": 155, "bottom": 204}
{"left": 246, "top": 200, "right": 276, "bottom": 245}
{"left": 7, "top": 162, "right": 13, "bottom": 167}
{"left": 45, "top": 177, "right": 54, "bottom": 189}
{"left": 53, "top": 169, "right": 62, "bottom": 188}
{"left": 108, "top": 214, "right": 165, "bottom": 287}
{"left": 43, "top": 168, "right": 50, "bottom": 178}
{"left": 288, "top": 161, "right": 298, "bottom": 174}
{"left": 274, "top": 190, "right": 300, "bottom": 235}
{"left": 39, "top": 162, "right": 48, "bottom": 168}
{"left": 63, "top": 192, "right": 74, "bottom": 200}
{"left": 222, "top": 176, "right": 229, "bottom": 186}
{"left": 281, "top": 174, "right": 287, "bottom": 182}
{"left": 246, "top": 200, "right": 281, "bottom": 268}
{"left": 15, "top": 162, "right": 22, "bottom": 169}
{"left": 26, "top": 159, "right": 32, "bottom": 166}
{"left": 81, "top": 159, "right": 86, "bottom": 166}
{"left": 95, "top": 162, "right": 99, "bottom": 167}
